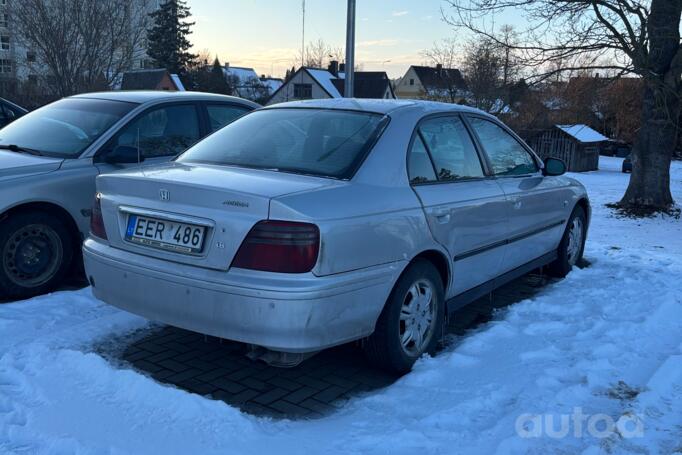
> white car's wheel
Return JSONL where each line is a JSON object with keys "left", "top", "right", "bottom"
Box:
{"left": 364, "top": 259, "right": 444, "bottom": 374}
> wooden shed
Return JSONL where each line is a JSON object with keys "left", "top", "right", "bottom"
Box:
{"left": 530, "top": 124, "right": 609, "bottom": 172}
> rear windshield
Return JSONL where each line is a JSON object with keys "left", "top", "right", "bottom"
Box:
{"left": 177, "top": 108, "right": 388, "bottom": 179}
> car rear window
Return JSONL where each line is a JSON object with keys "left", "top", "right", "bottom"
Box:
{"left": 177, "top": 108, "right": 388, "bottom": 179}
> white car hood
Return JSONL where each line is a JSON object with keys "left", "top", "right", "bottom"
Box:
{"left": 0, "top": 151, "right": 63, "bottom": 182}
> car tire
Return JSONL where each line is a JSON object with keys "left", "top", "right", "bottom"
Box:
{"left": 0, "top": 211, "right": 74, "bottom": 300}
{"left": 546, "top": 206, "right": 587, "bottom": 278}
{"left": 364, "top": 259, "right": 445, "bottom": 374}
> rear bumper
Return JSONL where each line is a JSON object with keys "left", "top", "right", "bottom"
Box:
{"left": 83, "top": 239, "right": 403, "bottom": 353}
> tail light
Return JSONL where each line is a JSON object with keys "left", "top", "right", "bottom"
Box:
{"left": 232, "top": 220, "right": 319, "bottom": 273}
{"left": 90, "top": 192, "right": 108, "bottom": 240}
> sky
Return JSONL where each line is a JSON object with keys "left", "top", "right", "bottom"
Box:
{"left": 186, "top": 0, "right": 458, "bottom": 79}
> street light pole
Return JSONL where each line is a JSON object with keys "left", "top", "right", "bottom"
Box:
{"left": 344, "top": 0, "right": 356, "bottom": 98}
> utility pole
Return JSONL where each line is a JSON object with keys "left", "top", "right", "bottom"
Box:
{"left": 301, "top": 0, "right": 306, "bottom": 68}
{"left": 344, "top": 0, "right": 356, "bottom": 98}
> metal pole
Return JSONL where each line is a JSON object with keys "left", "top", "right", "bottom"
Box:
{"left": 344, "top": 0, "right": 356, "bottom": 98}
{"left": 301, "top": 0, "right": 306, "bottom": 68}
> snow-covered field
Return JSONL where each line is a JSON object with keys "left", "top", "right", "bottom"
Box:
{"left": 1, "top": 156, "right": 681, "bottom": 454}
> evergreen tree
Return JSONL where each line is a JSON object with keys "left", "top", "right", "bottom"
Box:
{"left": 146, "top": 0, "right": 197, "bottom": 77}
{"left": 206, "top": 58, "right": 232, "bottom": 95}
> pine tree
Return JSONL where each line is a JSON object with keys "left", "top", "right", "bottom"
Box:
{"left": 206, "top": 58, "right": 232, "bottom": 95}
{"left": 146, "top": 0, "right": 197, "bottom": 77}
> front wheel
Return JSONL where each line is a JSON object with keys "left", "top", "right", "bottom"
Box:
{"left": 364, "top": 259, "right": 445, "bottom": 374}
{"left": 547, "top": 206, "right": 587, "bottom": 278}
{"left": 0, "top": 212, "right": 73, "bottom": 300}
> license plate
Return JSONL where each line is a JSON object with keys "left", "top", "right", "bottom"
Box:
{"left": 125, "top": 215, "right": 206, "bottom": 254}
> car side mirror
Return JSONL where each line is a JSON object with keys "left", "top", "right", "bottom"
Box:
{"left": 543, "top": 157, "right": 566, "bottom": 176}
{"left": 103, "top": 145, "right": 144, "bottom": 164}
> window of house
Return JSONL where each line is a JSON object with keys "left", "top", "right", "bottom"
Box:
{"left": 0, "top": 58, "right": 11, "bottom": 73}
{"left": 1, "top": 35, "right": 9, "bottom": 50}
{"left": 293, "top": 83, "right": 312, "bottom": 99}
{"left": 26, "top": 51, "right": 36, "bottom": 63}
{"left": 409, "top": 78, "right": 415, "bottom": 86}
{"left": 0, "top": 14, "right": 8, "bottom": 28}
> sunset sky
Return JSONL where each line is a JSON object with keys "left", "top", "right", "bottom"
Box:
{"left": 186, "top": 0, "right": 458, "bottom": 79}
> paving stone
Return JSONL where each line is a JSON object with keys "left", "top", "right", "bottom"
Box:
{"left": 282, "top": 386, "right": 319, "bottom": 404}
{"left": 299, "top": 398, "right": 336, "bottom": 415}
{"left": 124, "top": 350, "right": 153, "bottom": 363}
{"left": 132, "top": 359, "right": 163, "bottom": 373}
{"left": 135, "top": 341, "right": 168, "bottom": 354}
{"left": 252, "top": 388, "right": 289, "bottom": 406}
{"left": 185, "top": 358, "right": 217, "bottom": 371}
{"left": 151, "top": 369, "right": 176, "bottom": 381}
{"left": 210, "top": 377, "right": 247, "bottom": 394}
{"left": 312, "top": 386, "right": 347, "bottom": 403}
{"left": 196, "top": 367, "right": 234, "bottom": 383}
{"left": 296, "top": 376, "right": 331, "bottom": 391}
{"left": 267, "top": 376, "right": 302, "bottom": 392}
{"left": 242, "top": 378, "right": 268, "bottom": 392}
{"left": 227, "top": 367, "right": 260, "bottom": 382}
{"left": 178, "top": 379, "right": 217, "bottom": 396}
{"left": 146, "top": 350, "right": 181, "bottom": 364}
{"left": 322, "top": 374, "right": 359, "bottom": 389}
{"left": 221, "top": 388, "right": 261, "bottom": 405}
{"left": 240, "top": 402, "right": 283, "bottom": 418}
{"left": 158, "top": 359, "right": 190, "bottom": 373}
{"left": 268, "top": 399, "right": 311, "bottom": 417}
{"left": 165, "top": 368, "right": 202, "bottom": 383}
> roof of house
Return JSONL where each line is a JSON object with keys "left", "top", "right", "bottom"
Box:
{"left": 121, "top": 69, "right": 171, "bottom": 90}
{"left": 261, "top": 77, "right": 283, "bottom": 93}
{"left": 411, "top": 65, "right": 466, "bottom": 90}
{"left": 306, "top": 68, "right": 343, "bottom": 97}
{"left": 224, "top": 65, "right": 259, "bottom": 83}
{"left": 557, "top": 124, "right": 610, "bottom": 143}
{"left": 331, "top": 72, "right": 394, "bottom": 99}
{"left": 170, "top": 74, "right": 185, "bottom": 91}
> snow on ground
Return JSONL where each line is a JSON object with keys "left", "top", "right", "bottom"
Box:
{"left": 1, "top": 156, "right": 681, "bottom": 454}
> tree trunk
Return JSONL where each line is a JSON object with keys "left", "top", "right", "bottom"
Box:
{"left": 619, "top": 0, "right": 681, "bottom": 211}
{"left": 620, "top": 80, "right": 677, "bottom": 209}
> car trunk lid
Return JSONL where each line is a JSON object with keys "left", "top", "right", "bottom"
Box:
{"left": 96, "top": 162, "right": 337, "bottom": 270}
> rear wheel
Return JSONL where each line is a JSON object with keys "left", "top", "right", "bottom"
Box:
{"left": 364, "top": 259, "right": 445, "bottom": 374}
{"left": 547, "top": 206, "right": 586, "bottom": 278}
{"left": 0, "top": 212, "right": 73, "bottom": 300}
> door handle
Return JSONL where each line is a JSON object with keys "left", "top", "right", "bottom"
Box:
{"left": 433, "top": 208, "right": 451, "bottom": 223}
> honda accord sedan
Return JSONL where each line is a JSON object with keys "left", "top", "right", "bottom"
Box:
{"left": 83, "top": 99, "right": 590, "bottom": 373}
{"left": 0, "top": 91, "right": 257, "bottom": 300}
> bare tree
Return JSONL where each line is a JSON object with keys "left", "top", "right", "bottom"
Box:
{"left": 444, "top": 0, "right": 682, "bottom": 213}
{"left": 11, "top": 0, "right": 151, "bottom": 97}
{"left": 462, "top": 37, "right": 503, "bottom": 111}
{"left": 422, "top": 37, "right": 459, "bottom": 70}
{"left": 420, "top": 38, "right": 468, "bottom": 103}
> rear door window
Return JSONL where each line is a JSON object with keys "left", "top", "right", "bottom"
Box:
{"left": 109, "top": 104, "right": 201, "bottom": 158}
{"left": 206, "top": 104, "right": 251, "bottom": 132}
{"left": 415, "top": 116, "right": 484, "bottom": 181}
{"left": 467, "top": 117, "right": 538, "bottom": 176}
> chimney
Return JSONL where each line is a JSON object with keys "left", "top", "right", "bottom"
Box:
{"left": 339, "top": 63, "right": 346, "bottom": 74}
{"left": 436, "top": 63, "right": 443, "bottom": 75}
{"left": 328, "top": 60, "right": 339, "bottom": 76}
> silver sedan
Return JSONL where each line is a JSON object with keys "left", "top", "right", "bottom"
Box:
{"left": 83, "top": 99, "right": 590, "bottom": 373}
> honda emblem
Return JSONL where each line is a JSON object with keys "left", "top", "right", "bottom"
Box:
{"left": 159, "top": 189, "right": 170, "bottom": 201}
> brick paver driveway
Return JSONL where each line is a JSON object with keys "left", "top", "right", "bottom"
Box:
{"left": 100, "top": 273, "right": 553, "bottom": 419}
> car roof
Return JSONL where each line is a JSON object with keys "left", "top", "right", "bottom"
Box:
{"left": 264, "top": 98, "right": 490, "bottom": 116}
{"left": 71, "top": 90, "right": 260, "bottom": 108}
